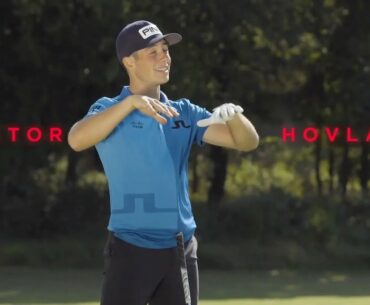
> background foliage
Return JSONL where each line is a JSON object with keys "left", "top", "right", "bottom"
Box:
{"left": 1, "top": 0, "right": 370, "bottom": 269}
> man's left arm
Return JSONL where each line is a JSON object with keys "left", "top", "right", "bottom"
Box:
{"left": 202, "top": 113, "right": 259, "bottom": 152}
{"left": 196, "top": 103, "right": 259, "bottom": 152}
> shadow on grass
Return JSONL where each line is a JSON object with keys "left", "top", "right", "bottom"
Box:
{"left": 1, "top": 268, "right": 370, "bottom": 304}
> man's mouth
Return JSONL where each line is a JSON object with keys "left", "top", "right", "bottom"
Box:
{"left": 155, "top": 65, "right": 170, "bottom": 73}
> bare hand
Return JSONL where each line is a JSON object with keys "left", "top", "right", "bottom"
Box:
{"left": 129, "top": 95, "right": 179, "bottom": 124}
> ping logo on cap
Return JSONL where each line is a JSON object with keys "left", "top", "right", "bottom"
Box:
{"left": 138, "top": 24, "right": 161, "bottom": 39}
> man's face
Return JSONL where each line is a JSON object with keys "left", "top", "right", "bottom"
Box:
{"left": 129, "top": 40, "right": 171, "bottom": 86}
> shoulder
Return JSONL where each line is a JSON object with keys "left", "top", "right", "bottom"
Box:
{"left": 172, "top": 98, "right": 210, "bottom": 116}
{"left": 169, "top": 98, "right": 190, "bottom": 107}
{"left": 169, "top": 98, "right": 202, "bottom": 113}
{"left": 94, "top": 96, "right": 120, "bottom": 108}
{"left": 87, "top": 96, "right": 120, "bottom": 116}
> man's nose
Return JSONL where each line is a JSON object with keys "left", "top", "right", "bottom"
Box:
{"left": 159, "top": 50, "right": 170, "bottom": 60}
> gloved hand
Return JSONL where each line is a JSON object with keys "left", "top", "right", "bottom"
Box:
{"left": 197, "top": 103, "right": 244, "bottom": 127}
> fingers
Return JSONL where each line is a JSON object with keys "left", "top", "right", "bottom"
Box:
{"left": 197, "top": 102, "right": 244, "bottom": 127}
{"left": 220, "top": 105, "right": 231, "bottom": 120}
{"left": 227, "top": 106, "right": 236, "bottom": 117}
{"left": 213, "top": 107, "right": 221, "bottom": 120}
{"left": 235, "top": 105, "right": 244, "bottom": 113}
{"left": 214, "top": 103, "right": 244, "bottom": 121}
{"left": 133, "top": 96, "right": 180, "bottom": 125}
{"left": 153, "top": 104, "right": 179, "bottom": 125}
{"left": 144, "top": 101, "right": 168, "bottom": 125}
{"left": 168, "top": 106, "right": 180, "bottom": 117}
{"left": 153, "top": 112, "right": 168, "bottom": 125}
{"left": 145, "top": 98, "right": 179, "bottom": 118}
{"left": 146, "top": 99, "right": 166, "bottom": 115}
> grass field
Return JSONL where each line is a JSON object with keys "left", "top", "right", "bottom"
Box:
{"left": 1, "top": 267, "right": 370, "bottom": 305}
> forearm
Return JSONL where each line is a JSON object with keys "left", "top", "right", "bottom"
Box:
{"left": 226, "top": 113, "right": 259, "bottom": 151}
{"left": 68, "top": 96, "right": 135, "bottom": 151}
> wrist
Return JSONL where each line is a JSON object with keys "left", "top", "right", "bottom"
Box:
{"left": 123, "top": 95, "right": 138, "bottom": 112}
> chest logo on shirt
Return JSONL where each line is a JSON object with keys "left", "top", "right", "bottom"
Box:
{"left": 131, "top": 121, "right": 144, "bottom": 129}
{"left": 171, "top": 120, "right": 190, "bottom": 129}
{"left": 90, "top": 104, "right": 103, "bottom": 114}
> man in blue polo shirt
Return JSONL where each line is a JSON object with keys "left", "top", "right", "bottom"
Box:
{"left": 68, "top": 20, "right": 259, "bottom": 305}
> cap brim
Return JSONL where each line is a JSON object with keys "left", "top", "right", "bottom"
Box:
{"left": 148, "top": 33, "right": 182, "bottom": 47}
{"left": 163, "top": 33, "right": 182, "bottom": 46}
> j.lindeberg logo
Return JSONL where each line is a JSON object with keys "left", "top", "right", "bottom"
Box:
{"left": 138, "top": 24, "right": 161, "bottom": 39}
{"left": 130, "top": 121, "right": 144, "bottom": 129}
{"left": 172, "top": 120, "right": 190, "bottom": 129}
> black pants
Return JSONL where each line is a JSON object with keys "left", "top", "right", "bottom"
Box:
{"left": 100, "top": 233, "right": 199, "bottom": 305}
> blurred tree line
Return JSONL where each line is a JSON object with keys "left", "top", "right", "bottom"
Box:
{"left": 0, "top": 0, "right": 370, "bottom": 249}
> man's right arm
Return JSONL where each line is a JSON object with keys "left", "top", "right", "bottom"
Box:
{"left": 68, "top": 95, "right": 178, "bottom": 152}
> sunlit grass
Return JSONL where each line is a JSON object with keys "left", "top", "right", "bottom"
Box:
{"left": 200, "top": 297, "right": 370, "bottom": 305}
{"left": 1, "top": 268, "right": 370, "bottom": 305}
{"left": 2, "top": 298, "right": 370, "bottom": 305}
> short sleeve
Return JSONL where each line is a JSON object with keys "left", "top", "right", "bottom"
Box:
{"left": 85, "top": 97, "right": 116, "bottom": 117}
{"left": 186, "top": 99, "right": 212, "bottom": 146}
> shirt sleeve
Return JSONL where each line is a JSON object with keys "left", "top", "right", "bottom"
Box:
{"left": 85, "top": 97, "right": 115, "bottom": 117}
{"left": 186, "top": 99, "right": 212, "bottom": 146}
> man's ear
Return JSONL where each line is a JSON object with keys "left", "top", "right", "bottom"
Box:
{"left": 122, "top": 56, "right": 135, "bottom": 70}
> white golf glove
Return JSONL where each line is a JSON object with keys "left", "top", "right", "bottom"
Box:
{"left": 197, "top": 103, "right": 244, "bottom": 127}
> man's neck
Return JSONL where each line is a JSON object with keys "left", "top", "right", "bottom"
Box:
{"left": 129, "top": 83, "right": 160, "bottom": 100}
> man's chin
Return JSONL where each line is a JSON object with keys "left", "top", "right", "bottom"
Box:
{"left": 158, "top": 77, "right": 170, "bottom": 85}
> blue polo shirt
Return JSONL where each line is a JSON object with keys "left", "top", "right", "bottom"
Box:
{"left": 86, "top": 86, "right": 211, "bottom": 248}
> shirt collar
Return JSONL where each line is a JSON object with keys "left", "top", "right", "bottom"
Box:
{"left": 118, "top": 86, "right": 169, "bottom": 103}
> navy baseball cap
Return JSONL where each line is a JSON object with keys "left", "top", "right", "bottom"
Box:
{"left": 116, "top": 20, "right": 182, "bottom": 62}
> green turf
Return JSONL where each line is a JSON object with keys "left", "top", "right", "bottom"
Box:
{"left": 1, "top": 268, "right": 370, "bottom": 305}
